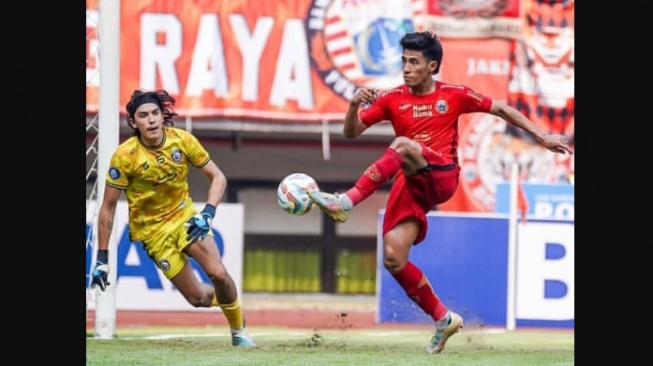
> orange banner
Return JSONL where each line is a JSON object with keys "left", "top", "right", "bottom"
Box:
{"left": 416, "top": 0, "right": 523, "bottom": 39}
{"left": 435, "top": 38, "right": 512, "bottom": 212}
{"left": 86, "top": 0, "right": 572, "bottom": 212}
{"left": 86, "top": 0, "right": 427, "bottom": 121}
{"left": 438, "top": 0, "right": 574, "bottom": 213}
{"left": 505, "top": 0, "right": 574, "bottom": 184}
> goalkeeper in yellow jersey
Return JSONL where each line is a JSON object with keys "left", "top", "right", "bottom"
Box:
{"left": 91, "top": 89, "right": 255, "bottom": 348}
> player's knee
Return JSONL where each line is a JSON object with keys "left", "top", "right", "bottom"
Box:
{"left": 390, "top": 137, "right": 421, "bottom": 163}
{"left": 382, "top": 252, "right": 404, "bottom": 273}
{"left": 181, "top": 283, "right": 216, "bottom": 308}
{"left": 206, "top": 267, "right": 229, "bottom": 284}
{"left": 383, "top": 243, "right": 408, "bottom": 272}
{"left": 383, "top": 257, "right": 404, "bottom": 273}
{"left": 188, "top": 299, "right": 204, "bottom": 308}
{"left": 390, "top": 136, "right": 412, "bottom": 154}
{"left": 187, "top": 293, "right": 212, "bottom": 308}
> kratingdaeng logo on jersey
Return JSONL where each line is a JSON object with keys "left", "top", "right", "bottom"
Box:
{"left": 306, "top": 0, "right": 424, "bottom": 101}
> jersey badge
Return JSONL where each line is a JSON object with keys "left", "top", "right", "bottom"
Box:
{"left": 171, "top": 148, "right": 182, "bottom": 163}
{"left": 435, "top": 100, "right": 449, "bottom": 113}
{"left": 158, "top": 259, "right": 171, "bottom": 272}
{"left": 108, "top": 167, "right": 121, "bottom": 180}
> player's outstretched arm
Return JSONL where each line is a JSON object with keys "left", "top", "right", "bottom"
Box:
{"left": 98, "top": 185, "right": 121, "bottom": 252}
{"left": 489, "top": 100, "right": 573, "bottom": 155}
{"left": 197, "top": 159, "right": 226, "bottom": 208}
{"left": 184, "top": 159, "right": 227, "bottom": 242}
{"left": 93, "top": 185, "right": 122, "bottom": 291}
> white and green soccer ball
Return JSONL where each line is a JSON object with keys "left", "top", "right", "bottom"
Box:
{"left": 276, "top": 173, "right": 319, "bottom": 216}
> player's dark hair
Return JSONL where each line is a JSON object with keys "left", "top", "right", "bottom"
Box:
{"left": 125, "top": 89, "right": 178, "bottom": 136}
{"left": 399, "top": 31, "right": 443, "bottom": 75}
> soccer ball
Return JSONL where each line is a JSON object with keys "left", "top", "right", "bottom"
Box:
{"left": 276, "top": 173, "right": 319, "bottom": 216}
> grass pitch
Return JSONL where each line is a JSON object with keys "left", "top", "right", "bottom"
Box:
{"left": 86, "top": 326, "right": 574, "bottom": 366}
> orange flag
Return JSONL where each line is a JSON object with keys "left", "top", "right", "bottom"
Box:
{"left": 517, "top": 182, "right": 529, "bottom": 223}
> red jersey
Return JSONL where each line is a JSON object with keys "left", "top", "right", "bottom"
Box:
{"left": 359, "top": 82, "right": 492, "bottom": 164}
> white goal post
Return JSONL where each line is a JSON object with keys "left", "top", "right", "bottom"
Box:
{"left": 86, "top": 0, "right": 121, "bottom": 339}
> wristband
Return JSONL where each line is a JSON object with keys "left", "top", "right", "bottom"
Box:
{"left": 202, "top": 204, "right": 216, "bottom": 218}
{"left": 97, "top": 249, "right": 108, "bottom": 264}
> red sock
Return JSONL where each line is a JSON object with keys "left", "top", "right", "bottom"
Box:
{"left": 346, "top": 148, "right": 403, "bottom": 205}
{"left": 391, "top": 261, "right": 448, "bottom": 321}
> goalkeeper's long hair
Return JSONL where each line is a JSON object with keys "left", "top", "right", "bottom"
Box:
{"left": 125, "top": 89, "right": 178, "bottom": 136}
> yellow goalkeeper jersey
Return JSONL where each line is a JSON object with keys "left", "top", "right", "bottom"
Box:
{"left": 105, "top": 127, "right": 210, "bottom": 241}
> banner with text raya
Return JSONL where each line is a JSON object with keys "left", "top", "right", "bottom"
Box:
{"left": 86, "top": 0, "right": 430, "bottom": 121}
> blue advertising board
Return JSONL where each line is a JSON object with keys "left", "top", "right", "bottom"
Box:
{"left": 376, "top": 212, "right": 574, "bottom": 328}
{"left": 495, "top": 182, "right": 574, "bottom": 220}
{"left": 377, "top": 213, "right": 509, "bottom": 327}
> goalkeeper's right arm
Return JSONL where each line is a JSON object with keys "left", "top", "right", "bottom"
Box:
{"left": 97, "top": 185, "right": 121, "bottom": 252}
{"left": 93, "top": 185, "right": 122, "bottom": 291}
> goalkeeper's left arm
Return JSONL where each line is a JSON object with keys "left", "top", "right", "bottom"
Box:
{"left": 200, "top": 159, "right": 227, "bottom": 210}
{"left": 185, "top": 159, "right": 227, "bottom": 243}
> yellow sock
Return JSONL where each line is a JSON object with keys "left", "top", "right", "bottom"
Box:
{"left": 219, "top": 298, "right": 244, "bottom": 330}
{"left": 210, "top": 295, "right": 219, "bottom": 307}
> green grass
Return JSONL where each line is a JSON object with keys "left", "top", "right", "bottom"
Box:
{"left": 86, "top": 326, "right": 574, "bottom": 366}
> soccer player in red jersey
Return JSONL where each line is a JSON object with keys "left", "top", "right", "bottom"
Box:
{"left": 308, "top": 31, "right": 573, "bottom": 354}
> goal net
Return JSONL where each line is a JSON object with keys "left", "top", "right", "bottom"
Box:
{"left": 86, "top": 0, "right": 121, "bottom": 339}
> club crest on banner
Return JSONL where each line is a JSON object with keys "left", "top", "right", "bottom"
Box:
{"left": 306, "top": 0, "right": 420, "bottom": 101}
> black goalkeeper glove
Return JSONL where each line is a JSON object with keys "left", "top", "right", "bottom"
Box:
{"left": 91, "top": 249, "right": 110, "bottom": 291}
{"left": 185, "top": 204, "right": 216, "bottom": 243}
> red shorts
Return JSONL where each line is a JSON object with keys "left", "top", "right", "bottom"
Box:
{"left": 382, "top": 147, "right": 460, "bottom": 245}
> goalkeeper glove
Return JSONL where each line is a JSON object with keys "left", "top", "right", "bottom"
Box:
{"left": 91, "top": 249, "right": 110, "bottom": 291}
{"left": 185, "top": 204, "right": 216, "bottom": 243}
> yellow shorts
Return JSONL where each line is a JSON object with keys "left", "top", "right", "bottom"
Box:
{"left": 141, "top": 222, "right": 214, "bottom": 280}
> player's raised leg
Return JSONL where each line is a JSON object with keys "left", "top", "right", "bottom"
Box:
{"left": 309, "top": 147, "right": 404, "bottom": 222}
{"left": 307, "top": 191, "right": 353, "bottom": 223}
